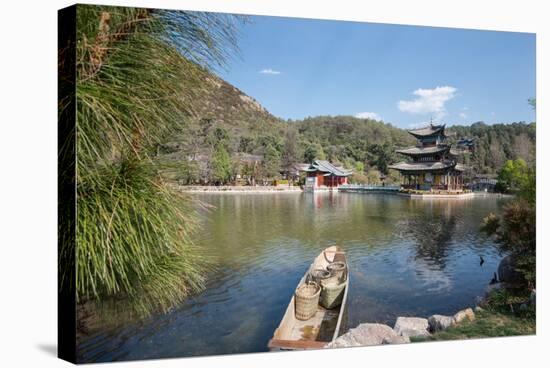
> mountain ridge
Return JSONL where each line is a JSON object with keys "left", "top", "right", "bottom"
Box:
{"left": 160, "top": 65, "right": 535, "bottom": 184}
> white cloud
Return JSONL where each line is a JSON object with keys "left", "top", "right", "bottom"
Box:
{"left": 408, "top": 121, "right": 431, "bottom": 129}
{"left": 259, "top": 68, "right": 281, "bottom": 75}
{"left": 398, "top": 86, "right": 457, "bottom": 119}
{"left": 459, "top": 112, "right": 468, "bottom": 119}
{"left": 355, "top": 112, "right": 381, "bottom": 120}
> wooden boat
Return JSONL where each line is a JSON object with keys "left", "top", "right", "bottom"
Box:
{"left": 268, "top": 245, "right": 349, "bottom": 350}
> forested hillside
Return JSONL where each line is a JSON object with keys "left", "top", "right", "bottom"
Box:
{"left": 448, "top": 122, "right": 536, "bottom": 174}
{"left": 157, "top": 65, "right": 535, "bottom": 185}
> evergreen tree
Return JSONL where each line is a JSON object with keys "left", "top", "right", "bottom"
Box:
{"left": 262, "top": 144, "right": 282, "bottom": 179}
{"left": 211, "top": 145, "right": 233, "bottom": 184}
{"left": 281, "top": 128, "right": 301, "bottom": 169}
{"left": 304, "top": 142, "right": 325, "bottom": 163}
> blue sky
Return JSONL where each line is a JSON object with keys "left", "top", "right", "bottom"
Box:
{"left": 217, "top": 15, "right": 536, "bottom": 128}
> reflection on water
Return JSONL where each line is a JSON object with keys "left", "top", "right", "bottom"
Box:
{"left": 77, "top": 193, "right": 507, "bottom": 362}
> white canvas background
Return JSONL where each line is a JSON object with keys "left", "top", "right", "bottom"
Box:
{"left": 0, "top": 0, "right": 547, "bottom": 367}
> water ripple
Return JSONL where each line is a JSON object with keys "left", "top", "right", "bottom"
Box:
{"left": 77, "top": 193, "right": 508, "bottom": 362}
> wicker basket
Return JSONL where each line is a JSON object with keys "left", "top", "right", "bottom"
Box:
{"left": 320, "top": 281, "right": 346, "bottom": 309}
{"left": 327, "top": 261, "right": 347, "bottom": 283}
{"left": 309, "top": 269, "right": 331, "bottom": 284}
{"left": 295, "top": 282, "right": 321, "bottom": 321}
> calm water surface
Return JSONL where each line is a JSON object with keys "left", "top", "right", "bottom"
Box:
{"left": 78, "top": 193, "right": 508, "bottom": 362}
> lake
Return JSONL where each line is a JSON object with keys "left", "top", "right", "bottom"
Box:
{"left": 77, "top": 192, "right": 507, "bottom": 362}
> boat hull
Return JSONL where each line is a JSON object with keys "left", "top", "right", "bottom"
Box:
{"left": 268, "top": 246, "right": 349, "bottom": 351}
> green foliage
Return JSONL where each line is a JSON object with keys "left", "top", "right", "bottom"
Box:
{"left": 349, "top": 172, "right": 368, "bottom": 184}
{"left": 485, "top": 288, "right": 533, "bottom": 313}
{"left": 295, "top": 116, "right": 413, "bottom": 171}
{"left": 262, "top": 144, "right": 282, "bottom": 179}
{"left": 177, "top": 160, "right": 201, "bottom": 184}
{"left": 238, "top": 136, "right": 254, "bottom": 153}
{"left": 75, "top": 7, "right": 241, "bottom": 170}
{"left": 67, "top": 4, "right": 243, "bottom": 318}
{"left": 354, "top": 161, "right": 365, "bottom": 174}
{"left": 367, "top": 143, "right": 395, "bottom": 174}
{"left": 162, "top": 99, "right": 535, "bottom": 184}
{"left": 206, "top": 127, "right": 231, "bottom": 147}
{"left": 211, "top": 145, "right": 234, "bottom": 184}
{"left": 497, "top": 159, "right": 529, "bottom": 193}
{"left": 386, "top": 169, "right": 401, "bottom": 184}
{"left": 281, "top": 128, "right": 302, "bottom": 170}
{"left": 484, "top": 199, "right": 536, "bottom": 287}
{"left": 304, "top": 142, "right": 326, "bottom": 163}
{"left": 482, "top": 165, "right": 536, "bottom": 288}
{"left": 448, "top": 122, "right": 535, "bottom": 174}
{"left": 413, "top": 287, "right": 535, "bottom": 343}
{"left": 520, "top": 166, "right": 536, "bottom": 204}
{"left": 366, "top": 169, "right": 382, "bottom": 184}
{"left": 160, "top": 158, "right": 202, "bottom": 185}
{"left": 76, "top": 158, "right": 206, "bottom": 317}
{"left": 411, "top": 308, "right": 535, "bottom": 342}
{"left": 349, "top": 169, "right": 382, "bottom": 185}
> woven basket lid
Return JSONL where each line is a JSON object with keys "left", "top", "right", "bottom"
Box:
{"left": 296, "top": 282, "right": 319, "bottom": 297}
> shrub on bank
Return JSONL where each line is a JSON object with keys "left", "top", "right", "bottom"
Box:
{"left": 482, "top": 168, "right": 536, "bottom": 289}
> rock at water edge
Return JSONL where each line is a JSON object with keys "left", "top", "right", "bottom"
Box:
{"left": 428, "top": 315, "right": 455, "bottom": 332}
{"left": 453, "top": 308, "right": 475, "bottom": 323}
{"left": 326, "top": 323, "right": 409, "bottom": 348}
{"left": 382, "top": 335, "right": 411, "bottom": 345}
{"left": 393, "top": 317, "right": 430, "bottom": 337}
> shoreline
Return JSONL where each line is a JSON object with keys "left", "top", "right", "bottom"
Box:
{"left": 174, "top": 184, "right": 515, "bottom": 198}
{"left": 397, "top": 192, "right": 476, "bottom": 200}
{"left": 175, "top": 185, "right": 303, "bottom": 193}
{"left": 328, "top": 276, "right": 534, "bottom": 349}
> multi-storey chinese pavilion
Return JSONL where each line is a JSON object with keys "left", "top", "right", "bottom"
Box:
{"left": 389, "top": 123, "right": 465, "bottom": 192}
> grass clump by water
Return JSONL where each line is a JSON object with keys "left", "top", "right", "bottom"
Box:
{"left": 412, "top": 310, "right": 535, "bottom": 342}
{"left": 60, "top": 4, "right": 243, "bottom": 321}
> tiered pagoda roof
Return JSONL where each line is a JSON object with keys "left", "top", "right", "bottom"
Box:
{"left": 389, "top": 160, "right": 456, "bottom": 172}
{"left": 389, "top": 122, "right": 466, "bottom": 174}
{"left": 407, "top": 123, "right": 446, "bottom": 139}
{"left": 454, "top": 163, "right": 466, "bottom": 172}
{"left": 457, "top": 138, "right": 475, "bottom": 147}
{"left": 395, "top": 145, "right": 450, "bottom": 156}
{"left": 388, "top": 122, "right": 471, "bottom": 191}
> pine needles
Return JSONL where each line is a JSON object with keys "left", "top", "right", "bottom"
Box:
{"left": 76, "top": 158, "right": 205, "bottom": 316}
{"left": 63, "top": 4, "right": 242, "bottom": 319}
